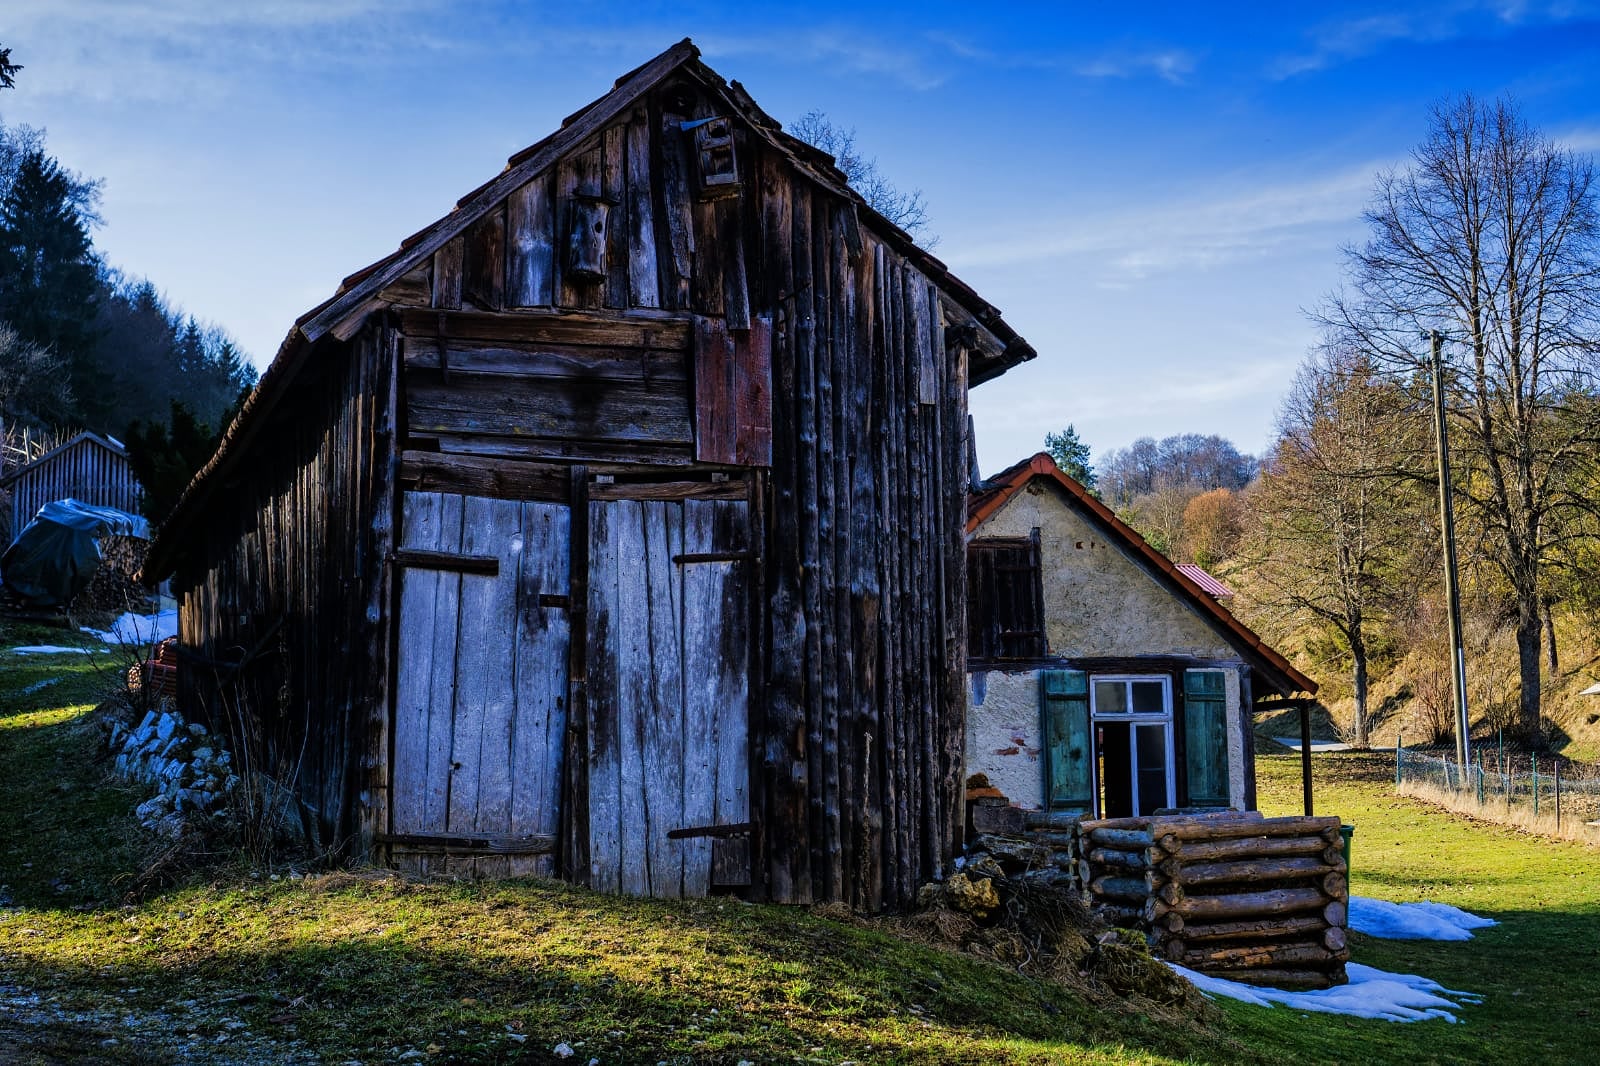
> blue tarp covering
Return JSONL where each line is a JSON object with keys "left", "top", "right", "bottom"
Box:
{"left": 1, "top": 499, "right": 150, "bottom": 608}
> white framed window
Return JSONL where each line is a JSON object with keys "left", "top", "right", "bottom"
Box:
{"left": 1090, "top": 674, "right": 1175, "bottom": 817}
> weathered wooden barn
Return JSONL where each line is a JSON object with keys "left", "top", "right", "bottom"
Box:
{"left": 2, "top": 431, "right": 142, "bottom": 539}
{"left": 965, "top": 454, "right": 1315, "bottom": 818}
{"left": 139, "top": 40, "right": 1033, "bottom": 909}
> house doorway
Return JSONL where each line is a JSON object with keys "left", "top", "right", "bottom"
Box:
{"left": 1092, "top": 675, "right": 1174, "bottom": 817}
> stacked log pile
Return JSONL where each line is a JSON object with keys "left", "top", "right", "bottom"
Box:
{"left": 1077, "top": 812, "right": 1349, "bottom": 989}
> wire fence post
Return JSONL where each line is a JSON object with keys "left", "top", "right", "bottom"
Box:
{"left": 1556, "top": 763, "right": 1562, "bottom": 829}
{"left": 1396, "top": 732, "right": 1403, "bottom": 788}
{"left": 1533, "top": 752, "right": 1540, "bottom": 818}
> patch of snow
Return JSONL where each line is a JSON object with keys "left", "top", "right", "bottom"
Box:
{"left": 16, "top": 677, "right": 64, "bottom": 695}
{"left": 1349, "top": 897, "right": 1497, "bottom": 941}
{"left": 1168, "top": 962, "right": 1483, "bottom": 1023}
{"left": 11, "top": 645, "right": 94, "bottom": 655}
{"left": 81, "top": 609, "right": 178, "bottom": 648}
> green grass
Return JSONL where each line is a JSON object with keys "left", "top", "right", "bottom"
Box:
{"left": 4, "top": 628, "right": 1599, "bottom": 1064}
{"left": 0, "top": 632, "right": 1251, "bottom": 1065}
{"left": 1230, "top": 751, "right": 1600, "bottom": 1064}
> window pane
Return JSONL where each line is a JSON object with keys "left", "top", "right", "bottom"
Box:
{"left": 1136, "top": 724, "right": 1170, "bottom": 815}
{"left": 1131, "top": 680, "right": 1166, "bottom": 714}
{"left": 1095, "top": 681, "right": 1127, "bottom": 714}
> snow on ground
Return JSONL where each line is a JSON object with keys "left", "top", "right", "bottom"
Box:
{"left": 81, "top": 609, "right": 178, "bottom": 648}
{"left": 11, "top": 645, "right": 95, "bottom": 655}
{"left": 1349, "top": 897, "right": 1498, "bottom": 941}
{"left": 1169, "top": 962, "right": 1484, "bottom": 1023}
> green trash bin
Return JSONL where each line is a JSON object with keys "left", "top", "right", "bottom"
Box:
{"left": 1339, "top": 824, "right": 1355, "bottom": 876}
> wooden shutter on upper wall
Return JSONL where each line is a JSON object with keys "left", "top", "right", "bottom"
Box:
{"left": 1183, "top": 669, "right": 1229, "bottom": 807}
{"left": 966, "top": 533, "right": 1045, "bottom": 661}
{"left": 1041, "top": 669, "right": 1092, "bottom": 813}
{"left": 693, "top": 315, "right": 772, "bottom": 466}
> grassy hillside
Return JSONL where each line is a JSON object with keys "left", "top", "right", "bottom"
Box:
{"left": 4, "top": 627, "right": 1598, "bottom": 1064}
{"left": 0, "top": 628, "right": 1247, "bottom": 1066}
{"left": 1252, "top": 604, "right": 1600, "bottom": 762}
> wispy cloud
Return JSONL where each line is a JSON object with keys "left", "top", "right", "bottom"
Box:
{"left": 947, "top": 162, "right": 1389, "bottom": 281}
{"left": 1269, "top": 0, "right": 1600, "bottom": 78}
{"left": 1075, "top": 49, "right": 1200, "bottom": 85}
{"left": 1556, "top": 125, "right": 1600, "bottom": 153}
{"left": 701, "top": 28, "right": 951, "bottom": 91}
{"left": 4, "top": 0, "right": 451, "bottom": 104}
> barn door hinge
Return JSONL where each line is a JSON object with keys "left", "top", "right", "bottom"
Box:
{"left": 665, "top": 821, "right": 754, "bottom": 840}
{"left": 392, "top": 548, "right": 499, "bottom": 576}
{"left": 672, "top": 550, "right": 750, "bottom": 565}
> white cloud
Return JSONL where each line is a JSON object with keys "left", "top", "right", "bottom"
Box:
{"left": 1075, "top": 49, "right": 1199, "bottom": 85}
{"left": 3, "top": 0, "right": 452, "bottom": 104}
{"left": 700, "top": 28, "right": 952, "bottom": 90}
{"left": 1269, "top": 0, "right": 1599, "bottom": 78}
{"left": 1556, "top": 125, "right": 1600, "bottom": 153}
{"left": 945, "top": 162, "right": 1387, "bottom": 281}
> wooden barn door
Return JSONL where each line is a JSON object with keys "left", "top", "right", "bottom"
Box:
{"left": 389, "top": 490, "right": 570, "bottom": 876}
{"left": 585, "top": 495, "right": 750, "bottom": 897}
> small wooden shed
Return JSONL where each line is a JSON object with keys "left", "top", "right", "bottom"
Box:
{"left": 964, "top": 454, "right": 1315, "bottom": 819}
{"left": 2, "top": 431, "right": 143, "bottom": 538}
{"left": 140, "top": 40, "right": 1033, "bottom": 909}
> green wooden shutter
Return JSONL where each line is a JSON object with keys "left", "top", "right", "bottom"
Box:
{"left": 1183, "top": 670, "right": 1230, "bottom": 807}
{"left": 1042, "top": 670, "right": 1092, "bottom": 812}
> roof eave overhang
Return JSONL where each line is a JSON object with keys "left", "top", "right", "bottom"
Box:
{"left": 141, "top": 37, "right": 1036, "bottom": 580}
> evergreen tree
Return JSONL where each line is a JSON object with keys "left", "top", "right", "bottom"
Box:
{"left": 124, "top": 400, "right": 223, "bottom": 525}
{"left": 1044, "top": 424, "right": 1096, "bottom": 490}
{"left": 0, "top": 44, "right": 20, "bottom": 91}
{"left": 0, "top": 149, "right": 100, "bottom": 413}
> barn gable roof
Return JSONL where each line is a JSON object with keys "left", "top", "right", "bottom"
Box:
{"left": 0, "top": 431, "right": 129, "bottom": 488}
{"left": 968, "top": 452, "right": 1316, "bottom": 697}
{"left": 142, "top": 38, "right": 1034, "bottom": 580}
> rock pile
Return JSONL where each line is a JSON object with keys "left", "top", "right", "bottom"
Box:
{"left": 911, "top": 845, "right": 1199, "bottom": 1008}
{"left": 109, "top": 709, "right": 238, "bottom": 837}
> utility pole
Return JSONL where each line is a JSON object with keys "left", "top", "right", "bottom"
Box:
{"left": 1428, "top": 329, "right": 1471, "bottom": 774}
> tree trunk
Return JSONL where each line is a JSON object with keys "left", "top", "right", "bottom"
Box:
{"left": 1349, "top": 625, "right": 1369, "bottom": 748}
{"left": 1516, "top": 593, "right": 1543, "bottom": 746}
{"left": 1543, "top": 596, "right": 1558, "bottom": 675}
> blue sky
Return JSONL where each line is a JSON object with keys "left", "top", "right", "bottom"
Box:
{"left": 5, "top": 2, "right": 1600, "bottom": 471}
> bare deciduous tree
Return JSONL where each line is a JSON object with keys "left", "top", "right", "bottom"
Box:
{"left": 0, "top": 321, "right": 74, "bottom": 439}
{"left": 787, "top": 110, "right": 935, "bottom": 246}
{"left": 1239, "top": 346, "right": 1432, "bottom": 746}
{"left": 1327, "top": 94, "right": 1600, "bottom": 741}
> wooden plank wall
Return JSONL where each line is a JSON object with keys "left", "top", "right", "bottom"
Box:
{"left": 390, "top": 490, "right": 569, "bottom": 877}
{"left": 585, "top": 496, "right": 749, "bottom": 898}
{"left": 173, "top": 324, "right": 396, "bottom": 854}
{"left": 171, "top": 73, "right": 976, "bottom": 910}
{"left": 372, "top": 83, "right": 972, "bottom": 910}
{"left": 9, "top": 439, "right": 143, "bottom": 533}
{"left": 756, "top": 154, "right": 970, "bottom": 912}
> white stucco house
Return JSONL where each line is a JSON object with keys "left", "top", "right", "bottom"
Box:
{"left": 965, "top": 453, "right": 1316, "bottom": 818}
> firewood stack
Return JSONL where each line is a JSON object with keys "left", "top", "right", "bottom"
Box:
{"left": 1076, "top": 812, "right": 1350, "bottom": 989}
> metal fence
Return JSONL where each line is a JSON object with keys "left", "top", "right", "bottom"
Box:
{"left": 1394, "top": 744, "right": 1600, "bottom": 831}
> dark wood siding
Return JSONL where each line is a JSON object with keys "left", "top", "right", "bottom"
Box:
{"left": 172, "top": 325, "right": 396, "bottom": 854}
{"left": 166, "top": 64, "right": 986, "bottom": 911}
{"left": 7, "top": 436, "right": 142, "bottom": 534}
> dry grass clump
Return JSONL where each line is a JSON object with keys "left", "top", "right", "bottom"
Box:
{"left": 1399, "top": 779, "right": 1600, "bottom": 847}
